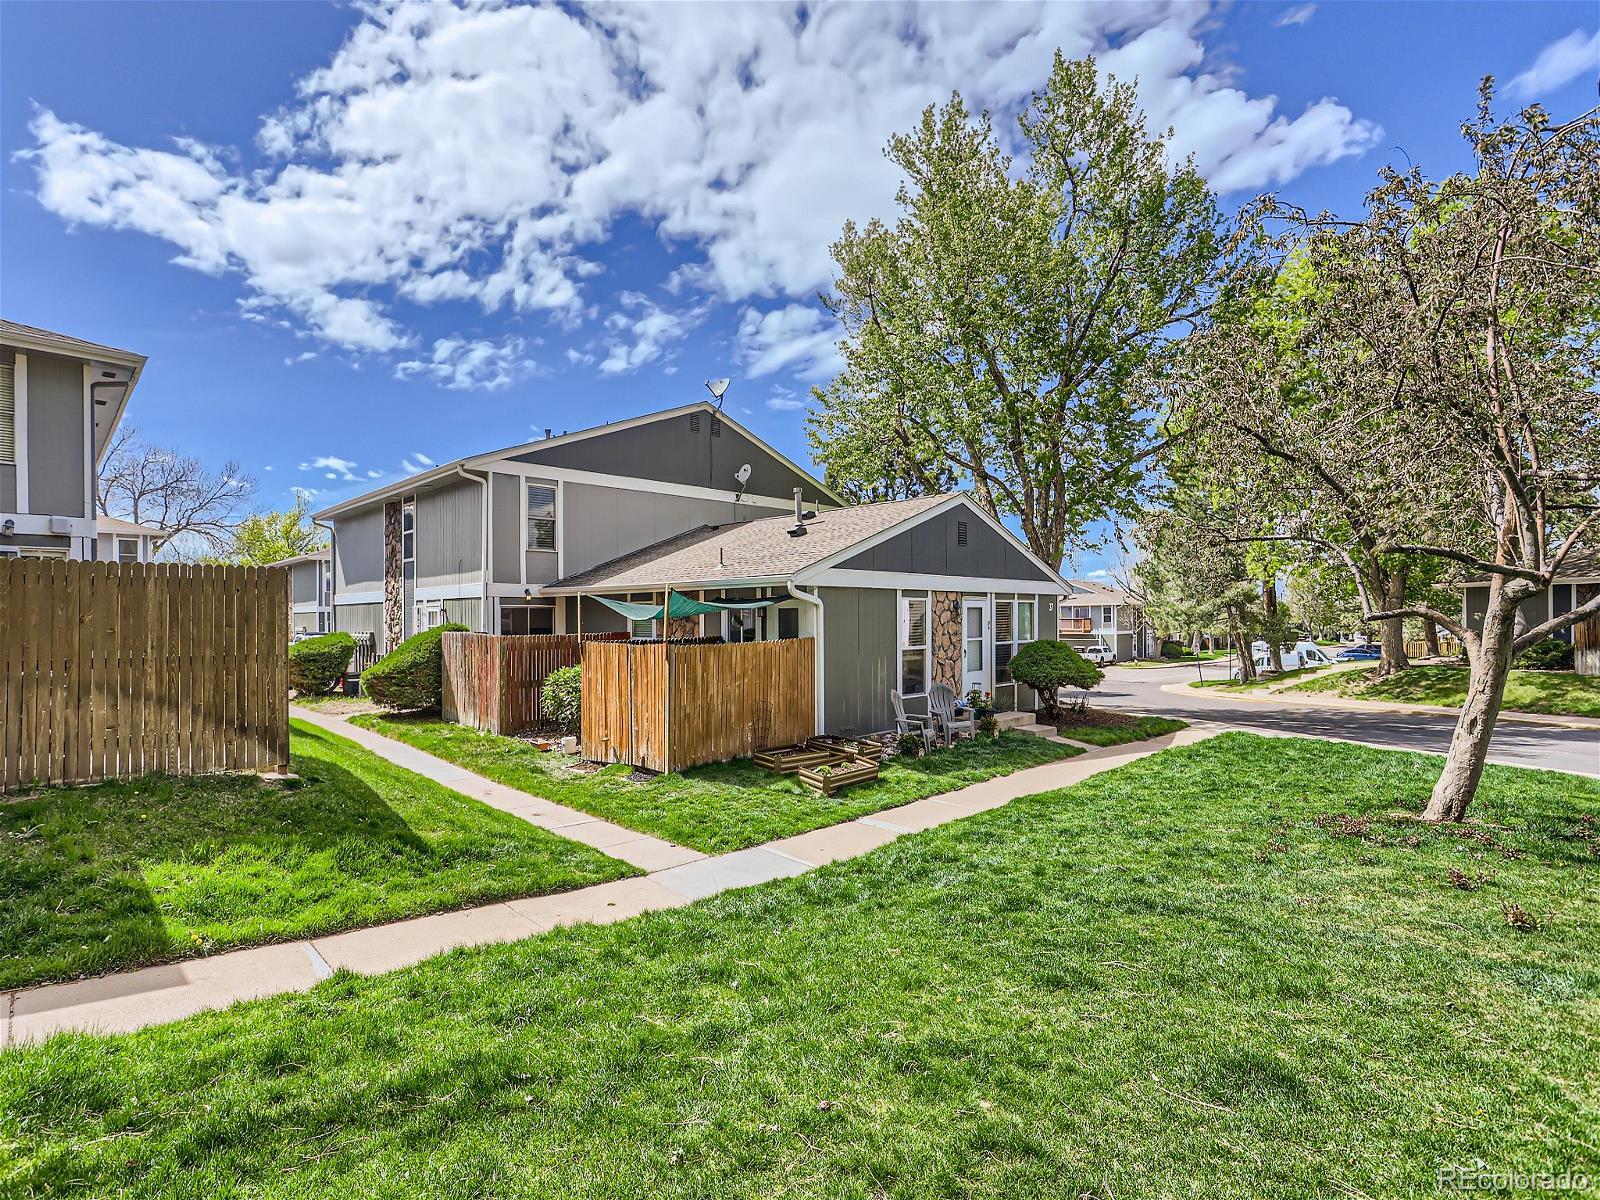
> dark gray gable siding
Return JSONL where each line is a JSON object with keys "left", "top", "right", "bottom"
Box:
{"left": 835, "top": 505, "right": 1055, "bottom": 583}
{"left": 507, "top": 412, "right": 829, "bottom": 505}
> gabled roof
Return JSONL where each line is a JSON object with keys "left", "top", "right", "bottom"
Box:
{"left": 312, "top": 400, "right": 845, "bottom": 519}
{"left": 268, "top": 549, "right": 332, "bottom": 569}
{"left": 2, "top": 319, "right": 147, "bottom": 465}
{"left": 544, "top": 492, "right": 1070, "bottom": 593}
{"left": 97, "top": 515, "right": 165, "bottom": 538}
{"left": 1064, "top": 578, "right": 1135, "bottom": 606}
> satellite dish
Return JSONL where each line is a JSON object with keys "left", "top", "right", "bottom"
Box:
{"left": 705, "top": 378, "right": 731, "bottom": 405}
{"left": 733, "top": 463, "right": 751, "bottom": 500}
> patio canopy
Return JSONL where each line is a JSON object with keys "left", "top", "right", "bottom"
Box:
{"left": 589, "top": 589, "right": 782, "bottom": 622}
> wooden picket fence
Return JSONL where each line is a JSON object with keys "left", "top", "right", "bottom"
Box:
{"left": 441, "top": 631, "right": 628, "bottom": 735}
{"left": 581, "top": 638, "right": 815, "bottom": 773}
{"left": 0, "top": 558, "right": 289, "bottom": 789}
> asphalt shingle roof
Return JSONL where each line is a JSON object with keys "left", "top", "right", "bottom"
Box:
{"left": 549, "top": 493, "right": 956, "bottom": 591}
{"left": 0, "top": 319, "right": 145, "bottom": 364}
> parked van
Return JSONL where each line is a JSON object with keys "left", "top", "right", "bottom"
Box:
{"left": 1240, "top": 640, "right": 1334, "bottom": 678}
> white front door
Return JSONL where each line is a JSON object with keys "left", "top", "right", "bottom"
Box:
{"left": 962, "top": 599, "right": 989, "bottom": 696}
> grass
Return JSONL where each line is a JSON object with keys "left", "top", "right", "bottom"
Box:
{"left": 1053, "top": 709, "right": 1190, "bottom": 746}
{"left": 0, "top": 720, "right": 635, "bottom": 990}
{"left": 1188, "top": 664, "right": 1343, "bottom": 692}
{"left": 1121, "top": 650, "right": 1228, "bottom": 668}
{"left": 4, "top": 734, "right": 1597, "bottom": 1198}
{"left": 1286, "top": 665, "right": 1600, "bottom": 718}
{"left": 346, "top": 718, "right": 1082, "bottom": 855}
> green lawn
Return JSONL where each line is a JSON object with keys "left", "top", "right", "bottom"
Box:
{"left": 1189, "top": 664, "right": 1341, "bottom": 692}
{"left": 1054, "top": 711, "right": 1189, "bottom": 746}
{"left": 347, "top": 717, "right": 1082, "bottom": 854}
{"left": 5, "top": 734, "right": 1596, "bottom": 1198}
{"left": 1286, "top": 665, "right": 1600, "bottom": 718}
{"left": 0, "top": 720, "right": 636, "bottom": 990}
{"left": 1121, "top": 650, "right": 1228, "bottom": 668}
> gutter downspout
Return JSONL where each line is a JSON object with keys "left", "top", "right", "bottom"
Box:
{"left": 454, "top": 464, "right": 491, "bottom": 632}
{"left": 786, "top": 581, "right": 825, "bottom": 734}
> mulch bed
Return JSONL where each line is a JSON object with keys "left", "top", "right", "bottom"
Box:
{"left": 1051, "top": 707, "right": 1139, "bottom": 731}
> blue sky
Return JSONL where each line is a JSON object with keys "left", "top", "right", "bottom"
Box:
{"left": 3, "top": 1, "right": 1595, "bottom": 579}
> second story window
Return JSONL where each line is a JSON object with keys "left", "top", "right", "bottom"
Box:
{"left": 401, "top": 502, "right": 415, "bottom": 563}
{"left": 527, "top": 484, "right": 556, "bottom": 552}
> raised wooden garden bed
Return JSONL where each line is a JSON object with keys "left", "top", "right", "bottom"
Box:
{"left": 796, "top": 758, "right": 881, "bottom": 795}
{"left": 806, "top": 735, "right": 883, "bottom": 762}
{"left": 754, "top": 745, "right": 838, "bottom": 774}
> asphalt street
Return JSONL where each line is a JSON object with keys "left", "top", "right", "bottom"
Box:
{"left": 1092, "top": 661, "right": 1600, "bottom": 778}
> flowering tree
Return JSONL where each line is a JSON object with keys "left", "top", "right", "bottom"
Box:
{"left": 1160, "top": 86, "right": 1600, "bottom": 820}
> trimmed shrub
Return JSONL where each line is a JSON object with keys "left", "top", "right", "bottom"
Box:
{"left": 362, "top": 623, "right": 469, "bottom": 711}
{"left": 542, "top": 665, "right": 582, "bottom": 734}
{"left": 1515, "top": 636, "right": 1574, "bottom": 671}
{"left": 1160, "top": 641, "right": 1189, "bottom": 659}
{"left": 287, "top": 632, "right": 355, "bottom": 696}
{"left": 1011, "top": 639, "right": 1103, "bottom": 721}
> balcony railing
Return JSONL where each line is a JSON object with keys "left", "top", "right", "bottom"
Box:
{"left": 1059, "top": 618, "right": 1093, "bottom": 634}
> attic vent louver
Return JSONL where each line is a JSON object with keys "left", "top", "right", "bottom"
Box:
{"left": 957, "top": 520, "right": 968, "bottom": 547}
{"left": 690, "top": 413, "right": 702, "bottom": 433}
{"left": 710, "top": 418, "right": 723, "bottom": 438}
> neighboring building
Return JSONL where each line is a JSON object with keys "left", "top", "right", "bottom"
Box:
{"left": 1, "top": 319, "right": 145, "bottom": 561}
{"left": 273, "top": 549, "right": 333, "bottom": 636}
{"left": 1059, "top": 579, "right": 1151, "bottom": 661}
{"left": 316, "top": 402, "right": 1069, "bottom": 732}
{"left": 1460, "top": 549, "right": 1599, "bottom": 675}
{"left": 94, "top": 515, "right": 163, "bottom": 564}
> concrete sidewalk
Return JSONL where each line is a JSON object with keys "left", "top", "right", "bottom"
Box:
{"left": 1, "top": 719, "right": 1217, "bottom": 1047}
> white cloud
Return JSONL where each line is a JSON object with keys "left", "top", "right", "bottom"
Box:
{"left": 766, "top": 384, "right": 808, "bottom": 413}
{"left": 598, "top": 291, "right": 704, "bottom": 375}
{"left": 1507, "top": 29, "right": 1599, "bottom": 100}
{"left": 1275, "top": 4, "right": 1316, "bottom": 27}
{"left": 20, "top": 2, "right": 1379, "bottom": 360}
{"left": 400, "top": 454, "right": 433, "bottom": 475}
{"left": 738, "top": 304, "right": 842, "bottom": 381}
{"left": 395, "top": 336, "right": 529, "bottom": 391}
{"left": 300, "top": 454, "right": 361, "bottom": 481}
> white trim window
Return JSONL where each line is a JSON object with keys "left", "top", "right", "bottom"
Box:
{"left": 527, "top": 484, "right": 556, "bottom": 552}
{"left": 116, "top": 536, "right": 140, "bottom": 564}
{"left": 898, "top": 591, "right": 930, "bottom": 696}
{"left": 401, "top": 501, "right": 416, "bottom": 563}
{"left": 994, "top": 597, "right": 1037, "bottom": 683}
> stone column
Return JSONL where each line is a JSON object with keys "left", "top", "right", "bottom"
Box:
{"left": 383, "top": 499, "right": 403, "bottom": 652}
{"left": 932, "top": 590, "right": 963, "bottom": 693}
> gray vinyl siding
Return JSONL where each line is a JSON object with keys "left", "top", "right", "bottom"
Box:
{"left": 335, "top": 602, "right": 382, "bottom": 640}
{"left": 559, "top": 482, "right": 787, "bottom": 579}
{"left": 1461, "top": 584, "right": 1554, "bottom": 639}
{"left": 442, "top": 598, "right": 482, "bottom": 629}
{"left": 819, "top": 586, "right": 898, "bottom": 735}
{"left": 0, "top": 464, "right": 14, "bottom": 511}
{"left": 491, "top": 472, "right": 522, "bottom": 584}
{"left": 333, "top": 507, "right": 384, "bottom": 594}
{"left": 835, "top": 507, "right": 1054, "bottom": 583}
{"left": 578, "top": 594, "right": 630, "bottom": 633}
{"left": 23, "top": 350, "right": 89, "bottom": 518}
{"left": 509, "top": 411, "right": 829, "bottom": 507}
{"left": 415, "top": 479, "right": 483, "bottom": 590}
{"left": 290, "top": 561, "right": 319, "bottom": 605}
{"left": 291, "top": 611, "right": 321, "bottom": 636}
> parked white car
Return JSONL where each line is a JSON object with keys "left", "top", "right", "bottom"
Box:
{"left": 1238, "top": 640, "right": 1334, "bottom": 678}
{"left": 1079, "top": 644, "right": 1116, "bottom": 667}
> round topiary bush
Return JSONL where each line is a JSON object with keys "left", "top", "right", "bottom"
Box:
{"left": 288, "top": 631, "right": 355, "bottom": 696}
{"left": 542, "top": 665, "right": 582, "bottom": 734}
{"left": 1010, "top": 639, "right": 1103, "bottom": 720}
{"left": 361, "top": 623, "right": 470, "bottom": 711}
{"left": 1160, "top": 641, "right": 1188, "bottom": 659}
{"left": 1515, "top": 636, "right": 1574, "bottom": 671}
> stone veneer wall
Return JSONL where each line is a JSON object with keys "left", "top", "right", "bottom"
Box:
{"left": 931, "top": 590, "right": 962, "bottom": 693}
{"left": 383, "top": 499, "right": 403, "bottom": 652}
{"left": 666, "top": 615, "right": 702, "bottom": 641}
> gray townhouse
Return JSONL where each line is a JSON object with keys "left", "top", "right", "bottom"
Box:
{"left": 317, "top": 402, "right": 1069, "bottom": 733}
{"left": 273, "top": 549, "right": 333, "bottom": 636}
{"left": 1, "top": 320, "right": 145, "bottom": 561}
{"left": 1459, "top": 548, "right": 1598, "bottom": 675}
{"left": 1059, "top": 578, "right": 1153, "bottom": 662}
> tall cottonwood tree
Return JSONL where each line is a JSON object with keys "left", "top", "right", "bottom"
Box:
{"left": 807, "top": 53, "right": 1244, "bottom": 565}
{"left": 1160, "top": 87, "right": 1600, "bottom": 821}
{"left": 99, "top": 425, "right": 256, "bottom": 555}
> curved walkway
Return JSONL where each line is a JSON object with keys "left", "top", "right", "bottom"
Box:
{"left": 1, "top": 715, "right": 1218, "bottom": 1047}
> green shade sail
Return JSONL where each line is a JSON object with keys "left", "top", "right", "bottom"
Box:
{"left": 589, "top": 590, "right": 781, "bottom": 622}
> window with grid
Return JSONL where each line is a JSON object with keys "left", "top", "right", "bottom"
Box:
{"left": 527, "top": 484, "right": 556, "bottom": 552}
{"left": 116, "top": 537, "right": 139, "bottom": 563}
{"left": 994, "top": 598, "right": 1037, "bottom": 683}
{"left": 0, "top": 363, "right": 13, "bottom": 465}
{"left": 899, "top": 593, "right": 929, "bottom": 695}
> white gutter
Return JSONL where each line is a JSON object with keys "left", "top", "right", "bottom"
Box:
{"left": 786, "top": 581, "right": 825, "bottom": 734}
{"left": 454, "top": 464, "right": 491, "bottom": 631}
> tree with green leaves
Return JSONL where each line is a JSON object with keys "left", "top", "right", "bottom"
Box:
{"left": 1159, "top": 85, "right": 1600, "bottom": 821}
{"left": 220, "top": 492, "right": 327, "bottom": 566}
{"left": 807, "top": 53, "right": 1246, "bottom": 566}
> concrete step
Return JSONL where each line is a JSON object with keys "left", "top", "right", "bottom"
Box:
{"left": 994, "top": 710, "right": 1037, "bottom": 730}
{"left": 1014, "top": 722, "right": 1059, "bottom": 738}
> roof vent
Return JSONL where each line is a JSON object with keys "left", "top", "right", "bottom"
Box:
{"left": 690, "top": 413, "right": 702, "bottom": 433}
{"left": 957, "top": 520, "right": 968, "bottom": 547}
{"left": 710, "top": 417, "right": 722, "bottom": 438}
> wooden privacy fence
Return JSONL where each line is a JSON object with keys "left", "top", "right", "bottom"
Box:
{"left": 581, "top": 638, "right": 815, "bottom": 773}
{"left": 0, "top": 559, "right": 289, "bottom": 789}
{"left": 442, "top": 631, "right": 628, "bottom": 734}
